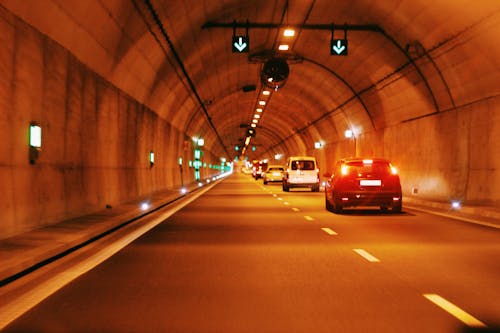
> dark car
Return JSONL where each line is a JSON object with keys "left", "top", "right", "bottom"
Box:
{"left": 252, "top": 160, "right": 268, "bottom": 180}
{"left": 324, "top": 158, "right": 402, "bottom": 213}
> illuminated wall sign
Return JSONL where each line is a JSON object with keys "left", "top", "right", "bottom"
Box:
{"left": 29, "top": 123, "right": 42, "bottom": 164}
{"left": 314, "top": 141, "right": 324, "bottom": 149}
{"left": 331, "top": 39, "right": 348, "bottom": 56}
{"left": 29, "top": 124, "right": 42, "bottom": 148}
{"left": 232, "top": 36, "right": 249, "bottom": 53}
{"left": 194, "top": 149, "right": 201, "bottom": 159}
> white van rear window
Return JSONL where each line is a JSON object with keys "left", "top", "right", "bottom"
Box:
{"left": 291, "top": 160, "right": 315, "bottom": 171}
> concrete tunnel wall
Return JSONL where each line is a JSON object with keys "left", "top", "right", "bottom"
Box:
{"left": 0, "top": 8, "right": 220, "bottom": 239}
{"left": 287, "top": 85, "right": 500, "bottom": 206}
{"left": 1, "top": 3, "right": 499, "bottom": 239}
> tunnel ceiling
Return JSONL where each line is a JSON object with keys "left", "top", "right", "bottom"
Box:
{"left": 2, "top": 0, "right": 499, "bottom": 160}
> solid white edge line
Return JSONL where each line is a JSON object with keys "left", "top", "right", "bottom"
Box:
{"left": 321, "top": 227, "right": 338, "bottom": 235}
{"left": 0, "top": 183, "right": 216, "bottom": 330}
{"left": 353, "top": 249, "right": 380, "bottom": 262}
{"left": 423, "top": 294, "right": 487, "bottom": 328}
{"left": 406, "top": 206, "right": 500, "bottom": 229}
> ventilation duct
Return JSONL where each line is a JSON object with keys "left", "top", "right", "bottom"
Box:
{"left": 260, "top": 57, "right": 289, "bottom": 90}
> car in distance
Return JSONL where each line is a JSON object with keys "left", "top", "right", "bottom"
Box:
{"left": 263, "top": 165, "right": 284, "bottom": 184}
{"left": 324, "top": 158, "right": 402, "bottom": 213}
{"left": 282, "top": 156, "right": 320, "bottom": 192}
{"left": 252, "top": 160, "right": 268, "bottom": 180}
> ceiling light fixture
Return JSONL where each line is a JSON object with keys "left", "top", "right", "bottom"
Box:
{"left": 278, "top": 44, "right": 289, "bottom": 51}
{"left": 283, "top": 29, "right": 295, "bottom": 37}
{"left": 259, "top": 101, "right": 266, "bottom": 106}
{"left": 263, "top": 90, "right": 270, "bottom": 96}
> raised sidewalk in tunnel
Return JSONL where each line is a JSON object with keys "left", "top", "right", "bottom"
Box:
{"left": 0, "top": 180, "right": 209, "bottom": 287}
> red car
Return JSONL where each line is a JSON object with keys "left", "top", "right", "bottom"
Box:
{"left": 324, "top": 158, "right": 402, "bottom": 213}
{"left": 252, "top": 160, "right": 268, "bottom": 180}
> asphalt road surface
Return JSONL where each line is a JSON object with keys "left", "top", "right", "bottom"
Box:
{"left": 3, "top": 173, "right": 500, "bottom": 332}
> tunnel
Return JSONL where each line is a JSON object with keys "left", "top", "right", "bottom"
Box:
{"left": 1, "top": 1, "right": 500, "bottom": 331}
{"left": 1, "top": 0, "right": 498, "bottom": 238}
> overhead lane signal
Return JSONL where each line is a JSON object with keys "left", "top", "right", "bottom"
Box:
{"left": 232, "top": 36, "right": 249, "bottom": 53}
{"left": 232, "top": 20, "right": 250, "bottom": 53}
{"left": 330, "top": 24, "right": 348, "bottom": 56}
{"left": 331, "top": 39, "right": 348, "bottom": 55}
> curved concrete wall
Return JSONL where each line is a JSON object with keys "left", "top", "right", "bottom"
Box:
{"left": 0, "top": 2, "right": 499, "bottom": 238}
{"left": 0, "top": 8, "right": 218, "bottom": 238}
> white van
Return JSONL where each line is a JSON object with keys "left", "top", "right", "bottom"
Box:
{"left": 282, "top": 156, "right": 320, "bottom": 192}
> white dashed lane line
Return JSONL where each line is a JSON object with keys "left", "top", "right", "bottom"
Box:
{"left": 353, "top": 249, "right": 380, "bottom": 262}
{"left": 304, "top": 216, "right": 314, "bottom": 221}
{"left": 321, "top": 227, "right": 338, "bottom": 235}
{"left": 423, "top": 294, "right": 487, "bottom": 328}
{"left": 283, "top": 202, "right": 289, "bottom": 205}
{"left": 292, "top": 208, "right": 300, "bottom": 212}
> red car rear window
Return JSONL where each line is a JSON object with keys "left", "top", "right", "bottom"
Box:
{"left": 344, "top": 161, "right": 391, "bottom": 175}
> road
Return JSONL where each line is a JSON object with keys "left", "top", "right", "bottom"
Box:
{"left": 3, "top": 173, "right": 500, "bottom": 332}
